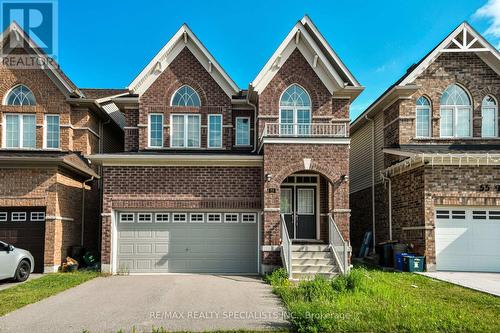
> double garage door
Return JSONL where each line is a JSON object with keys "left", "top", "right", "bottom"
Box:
{"left": 116, "top": 211, "right": 258, "bottom": 274}
{"left": 435, "top": 207, "right": 500, "bottom": 272}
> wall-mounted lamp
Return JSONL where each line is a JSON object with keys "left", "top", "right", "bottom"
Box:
{"left": 265, "top": 173, "right": 273, "bottom": 182}
{"left": 340, "top": 174, "right": 349, "bottom": 183}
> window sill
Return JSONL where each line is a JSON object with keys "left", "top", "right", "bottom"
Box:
{"left": 233, "top": 145, "right": 252, "bottom": 148}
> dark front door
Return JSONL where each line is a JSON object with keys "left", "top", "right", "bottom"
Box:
{"left": 280, "top": 186, "right": 316, "bottom": 240}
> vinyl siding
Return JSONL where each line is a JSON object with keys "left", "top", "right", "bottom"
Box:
{"left": 350, "top": 122, "right": 372, "bottom": 193}
{"left": 374, "top": 111, "right": 385, "bottom": 185}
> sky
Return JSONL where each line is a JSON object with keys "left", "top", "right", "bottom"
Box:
{"left": 50, "top": 1, "right": 500, "bottom": 119}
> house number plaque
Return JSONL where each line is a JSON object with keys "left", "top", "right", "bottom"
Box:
{"left": 478, "top": 184, "right": 500, "bottom": 192}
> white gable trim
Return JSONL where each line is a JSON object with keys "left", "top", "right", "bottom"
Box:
{"left": 400, "top": 22, "right": 500, "bottom": 85}
{"left": 251, "top": 18, "right": 357, "bottom": 95}
{"left": 128, "top": 24, "right": 239, "bottom": 97}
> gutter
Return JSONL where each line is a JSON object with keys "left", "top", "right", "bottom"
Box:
{"left": 246, "top": 94, "right": 258, "bottom": 153}
{"left": 365, "top": 115, "right": 376, "bottom": 252}
{"left": 380, "top": 172, "right": 392, "bottom": 241}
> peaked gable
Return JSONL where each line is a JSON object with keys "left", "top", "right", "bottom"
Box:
{"left": 128, "top": 24, "right": 239, "bottom": 97}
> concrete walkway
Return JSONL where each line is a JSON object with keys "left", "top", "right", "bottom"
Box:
{"left": 0, "top": 274, "right": 42, "bottom": 291}
{"left": 420, "top": 271, "right": 500, "bottom": 296}
{"left": 0, "top": 275, "right": 289, "bottom": 332}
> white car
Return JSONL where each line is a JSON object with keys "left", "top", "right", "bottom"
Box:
{"left": 0, "top": 241, "right": 34, "bottom": 282}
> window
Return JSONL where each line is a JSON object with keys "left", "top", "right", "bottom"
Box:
{"left": 279, "top": 84, "right": 311, "bottom": 136}
{"left": 11, "top": 212, "right": 26, "bottom": 222}
{"left": 190, "top": 213, "right": 204, "bottom": 223}
{"left": 155, "top": 213, "right": 169, "bottom": 223}
{"left": 30, "top": 212, "right": 45, "bottom": 221}
{"left": 172, "top": 213, "right": 187, "bottom": 223}
{"left": 436, "top": 210, "right": 450, "bottom": 219}
{"left": 0, "top": 212, "right": 7, "bottom": 222}
{"left": 5, "top": 85, "right": 36, "bottom": 106}
{"left": 148, "top": 114, "right": 164, "bottom": 147}
{"left": 207, "top": 213, "right": 222, "bottom": 223}
{"left": 489, "top": 211, "right": 500, "bottom": 220}
{"left": 280, "top": 188, "right": 292, "bottom": 214}
{"left": 416, "top": 96, "right": 431, "bottom": 137}
{"left": 44, "top": 115, "right": 60, "bottom": 149}
{"left": 235, "top": 117, "right": 250, "bottom": 146}
{"left": 208, "top": 114, "right": 222, "bottom": 148}
{"left": 440, "top": 85, "right": 472, "bottom": 138}
{"left": 242, "top": 213, "right": 257, "bottom": 223}
{"left": 137, "top": 213, "right": 153, "bottom": 223}
{"left": 297, "top": 189, "right": 314, "bottom": 215}
{"left": 171, "top": 85, "right": 201, "bottom": 107}
{"left": 170, "top": 114, "right": 200, "bottom": 148}
{"left": 451, "top": 210, "right": 466, "bottom": 219}
{"left": 224, "top": 213, "right": 239, "bottom": 223}
{"left": 4, "top": 114, "right": 36, "bottom": 148}
{"left": 482, "top": 95, "right": 497, "bottom": 138}
{"left": 119, "top": 213, "right": 135, "bottom": 223}
{"left": 473, "top": 211, "right": 487, "bottom": 220}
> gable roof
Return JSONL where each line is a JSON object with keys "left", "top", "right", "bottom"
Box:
{"left": 251, "top": 15, "right": 362, "bottom": 96}
{"left": 0, "top": 21, "right": 83, "bottom": 97}
{"left": 128, "top": 24, "right": 239, "bottom": 97}
{"left": 351, "top": 21, "right": 500, "bottom": 133}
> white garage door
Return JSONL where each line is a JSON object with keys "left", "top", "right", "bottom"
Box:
{"left": 116, "top": 211, "right": 258, "bottom": 274}
{"left": 435, "top": 208, "right": 500, "bottom": 272}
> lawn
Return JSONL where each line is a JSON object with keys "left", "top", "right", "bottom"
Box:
{"left": 0, "top": 271, "right": 100, "bottom": 316}
{"left": 265, "top": 267, "right": 500, "bottom": 333}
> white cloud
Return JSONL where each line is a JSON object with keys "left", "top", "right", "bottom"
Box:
{"left": 474, "top": 0, "right": 500, "bottom": 48}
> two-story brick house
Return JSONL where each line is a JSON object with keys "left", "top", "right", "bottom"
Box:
{"left": 350, "top": 22, "right": 500, "bottom": 272}
{"left": 90, "top": 16, "right": 362, "bottom": 278}
{"left": 0, "top": 22, "right": 124, "bottom": 273}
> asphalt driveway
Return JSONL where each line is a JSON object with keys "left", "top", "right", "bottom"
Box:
{"left": 0, "top": 275, "right": 289, "bottom": 332}
{"left": 420, "top": 271, "right": 500, "bottom": 296}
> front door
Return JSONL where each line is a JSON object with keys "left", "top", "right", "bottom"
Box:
{"left": 280, "top": 185, "right": 316, "bottom": 240}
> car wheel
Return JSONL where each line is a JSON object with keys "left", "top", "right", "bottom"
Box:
{"left": 14, "top": 260, "right": 31, "bottom": 282}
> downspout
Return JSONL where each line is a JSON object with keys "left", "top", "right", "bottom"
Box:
{"left": 247, "top": 93, "right": 258, "bottom": 153}
{"left": 81, "top": 176, "right": 94, "bottom": 246}
{"left": 381, "top": 172, "right": 392, "bottom": 241}
{"left": 365, "top": 115, "right": 376, "bottom": 251}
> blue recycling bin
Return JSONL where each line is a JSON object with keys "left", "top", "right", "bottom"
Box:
{"left": 395, "top": 252, "right": 410, "bottom": 271}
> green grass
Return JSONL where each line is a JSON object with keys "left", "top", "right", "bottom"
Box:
{"left": 0, "top": 271, "right": 100, "bottom": 316}
{"left": 265, "top": 267, "right": 500, "bottom": 333}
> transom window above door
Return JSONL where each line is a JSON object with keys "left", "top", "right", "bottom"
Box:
{"left": 279, "top": 84, "right": 311, "bottom": 136}
{"left": 439, "top": 84, "right": 472, "bottom": 138}
{"left": 171, "top": 85, "right": 201, "bottom": 107}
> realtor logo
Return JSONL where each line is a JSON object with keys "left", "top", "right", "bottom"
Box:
{"left": 0, "top": 0, "right": 58, "bottom": 65}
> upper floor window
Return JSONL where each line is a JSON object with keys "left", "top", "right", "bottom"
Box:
{"left": 3, "top": 114, "right": 36, "bottom": 148}
{"left": 439, "top": 84, "right": 472, "bottom": 138}
{"left": 415, "top": 96, "right": 431, "bottom": 138}
{"left": 279, "top": 84, "right": 311, "bottom": 135}
{"left": 44, "top": 115, "right": 60, "bottom": 149}
{"left": 208, "top": 114, "right": 222, "bottom": 148}
{"left": 148, "top": 114, "right": 164, "bottom": 147}
{"left": 235, "top": 117, "right": 250, "bottom": 146}
{"left": 482, "top": 95, "right": 497, "bottom": 138}
{"left": 5, "top": 85, "right": 36, "bottom": 106}
{"left": 170, "top": 114, "right": 200, "bottom": 148}
{"left": 171, "top": 85, "right": 201, "bottom": 107}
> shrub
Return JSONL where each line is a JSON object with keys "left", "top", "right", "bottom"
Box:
{"left": 264, "top": 268, "right": 289, "bottom": 286}
{"left": 331, "top": 268, "right": 367, "bottom": 293}
{"left": 297, "top": 276, "right": 336, "bottom": 302}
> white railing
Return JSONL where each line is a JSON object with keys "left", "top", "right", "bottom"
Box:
{"left": 261, "top": 122, "right": 348, "bottom": 138}
{"left": 328, "top": 214, "right": 350, "bottom": 275}
{"left": 280, "top": 214, "right": 292, "bottom": 279}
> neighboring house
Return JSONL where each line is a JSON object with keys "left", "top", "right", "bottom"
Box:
{"left": 0, "top": 23, "right": 124, "bottom": 273}
{"left": 89, "top": 16, "right": 362, "bottom": 277}
{"left": 350, "top": 22, "right": 500, "bottom": 272}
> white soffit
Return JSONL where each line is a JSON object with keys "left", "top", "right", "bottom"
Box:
{"left": 400, "top": 22, "right": 500, "bottom": 85}
{"left": 128, "top": 24, "right": 239, "bottom": 97}
{"left": 251, "top": 16, "right": 359, "bottom": 94}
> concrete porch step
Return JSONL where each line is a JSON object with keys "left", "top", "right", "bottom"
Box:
{"left": 291, "top": 272, "right": 339, "bottom": 280}
{"left": 292, "top": 264, "right": 337, "bottom": 274}
{"left": 292, "top": 245, "right": 329, "bottom": 252}
{"left": 292, "top": 251, "right": 332, "bottom": 259}
{"left": 292, "top": 258, "right": 336, "bottom": 266}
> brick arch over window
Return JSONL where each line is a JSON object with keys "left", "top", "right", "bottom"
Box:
{"left": 270, "top": 161, "right": 338, "bottom": 188}
{"left": 272, "top": 75, "right": 320, "bottom": 111}
{"left": 165, "top": 78, "right": 208, "bottom": 106}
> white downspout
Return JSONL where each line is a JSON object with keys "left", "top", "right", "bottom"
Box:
{"left": 381, "top": 172, "right": 392, "bottom": 240}
{"left": 365, "top": 115, "right": 376, "bottom": 251}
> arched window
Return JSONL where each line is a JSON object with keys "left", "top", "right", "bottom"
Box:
{"left": 171, "top": 85, "right": 201, "bottom": 107}
{"left": 5, "top": 85, "right": 36, "bottom": 106}
{"left": 415, "top": 96, "right": 431, "bottom": 138}
{"left": 482, "top": 95, "right": 498, "bottom": 138}
{"left": 439, "top": 84, "right": 472, "bottom": 137}
{"left": 279, "top": 84, "right": 311, "bottom": 135}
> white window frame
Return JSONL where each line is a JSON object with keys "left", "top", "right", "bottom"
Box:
{"left": 224, "top": 213, "right": 239, "bottom": 223}
{"left": 241, "top": 213, "right": 257, "bottom": 223}
{"left": 0, "top": 212, "right": 7, "bottom": 222}
{"left": 415, "top": 98, "right": 431, "bottom": 138}
{"left": 43, "top": 114, "right": 60, "bottom": 149}
{"left": 235, "top": 117, "right": 251, "bottom": 146}
{"left": 172, "top": 213, "right": 188, "bottom": 223}
{"left": 481, "top": 96, "right": 498, "bottom": 138}
{"left": 207, "top": 114, "right": 223, "bottom": 148}
{"left": 137, "top": 213, "right": 153, "bottom": 223}
{"left": 30, "top": 212, "right": 45, "bottom": 221}
{"left": 154, "top": 213, "right": 169, "bottom": 223}
{"left": 11, "top": 212, "right": 26, "bottom": 222}
{"left": 169, "top": 114, "right": 201, "bottom": 148}
{"left": 2, "top": 113, "right": 37, "bottom": 149}
{"left": 189, "top": 213, "right": 205, "bottom": 223}
{"left": 119, "top": 212, "right": 135, "bottom": 223}
{"left": 148, "top": 113, "right": 164, "bottom": 148}
{"left": 279, "top": 84, "right": 312, "bottom": 136}
{"left": 439, "top": 106, "right": 472, "bottom": 138}
{"left": 207, "top": 213, "right": 222, "bottom": 223}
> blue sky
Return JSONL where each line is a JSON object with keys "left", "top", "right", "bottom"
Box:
{"left": 53, "top": 0, "right": 500, "bottom": 119}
